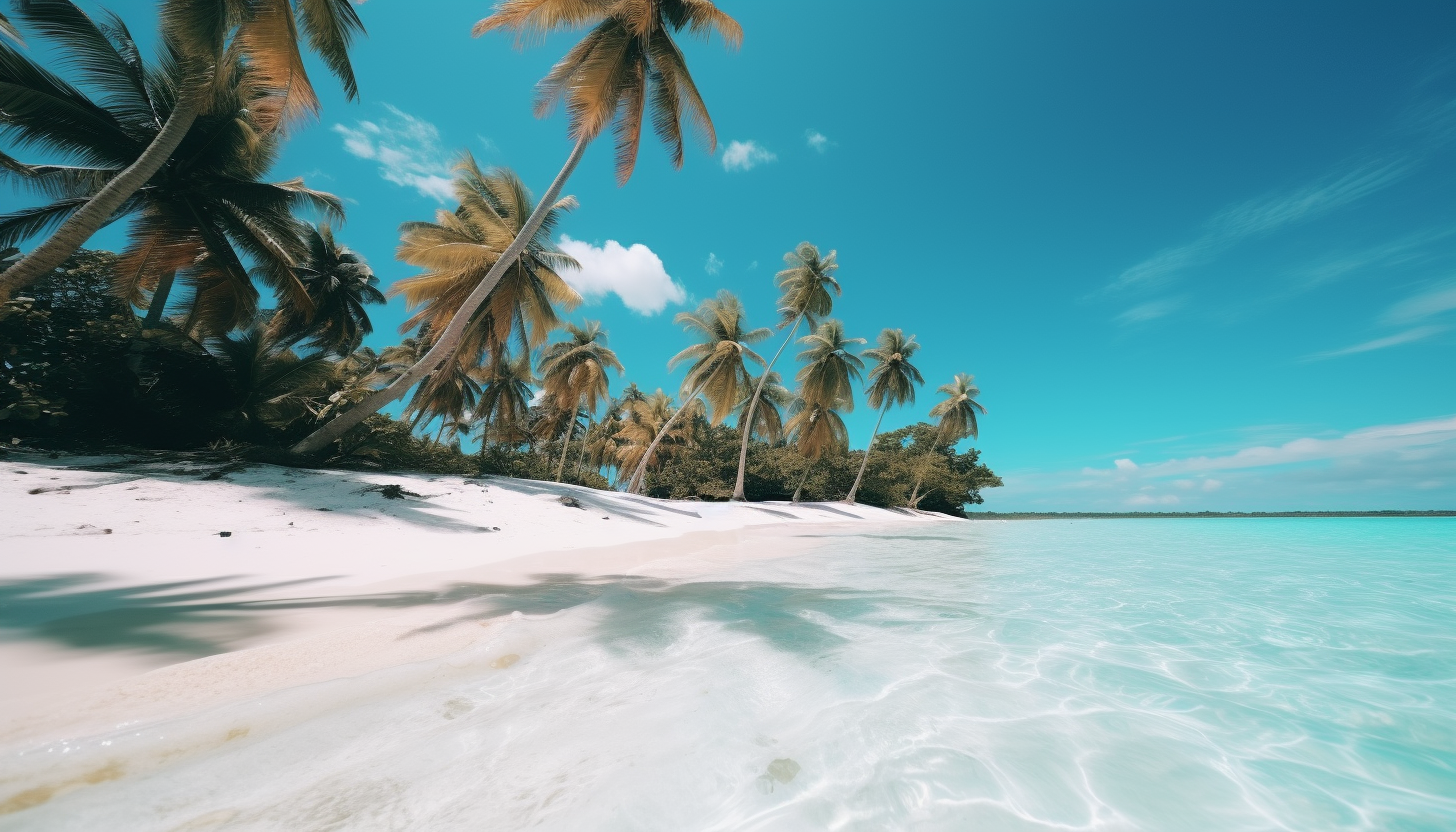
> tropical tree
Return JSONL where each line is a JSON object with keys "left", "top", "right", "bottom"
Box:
{"left": 474, "top": 351, "right": 537, "bottom": 449}
{"left": 845, "top": 329, "right": 924, "bottom": 504}
{"left": 207, "top": 324, "right": 336, "bottom": 433}
{"left": 288, "top": 0, "right": 741, "bottom": 456}
{"left": 795, "top": 319, "right": 865, "bottom": 411}
{"left": 292, "top": 156, "right": 581, "bottom": 453}
{"left": 732, "top": 242, "right": 841, "bottom": 500}
{"left": 269, "top": 224, "right": 382, "bottom": 355}
{"left": 0, "top": 0, "right": 365, "bottom": 300}
{"left": 929, "top": 373, "right": 986, "bottom": 444}
{"left": 405, "top": 355, "right": 482, "bottom": 443}
{"left": 615, "top": 389, "right": 697, "bottom": 487}
{"left": 626, "top": 291, "right": 768, "bottom": 493}
{"left": 0, "top": 11, "right": 342, "bottom": 335}
{"left": 736, "top": 370, "right": 792, "bottom": 444}
{"left": 538, "top": 319, "right": 623, "bottom": 481}
{"left": 783, "top": 398, "right": 849, "bottom": 503}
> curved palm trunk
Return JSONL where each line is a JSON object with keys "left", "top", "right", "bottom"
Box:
{"left": 843, "top": 406, "right": 886, "bottom": 504}
{"left": 731, "top": 314, "right": 803, "bottom": 501}
{"left": 555, "top": 400, "right": 579, "bottom": 483}
{"left": 290, "top": 137, "right": 590, "bottom": 456}
{"left": 142, "top": 271, "right": 177, "bottom": 329}
{"left": 792, "top": 459, "right": 814, "bottom": 503}
{"left": 626, "top": 378, "right": 709, "bottom": 495}
{"left": 0, "top": 63, "right": 212, "bottom": 302}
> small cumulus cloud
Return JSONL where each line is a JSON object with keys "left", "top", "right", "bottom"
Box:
{"left": 705, "top": 253, "right": 724, "bottom": 275}
{"left": 334, "top": 105, "right": 454, "bottom": 201}
{"left": 805, "top": 130, "right": 831, "bottom": 153}
{"left": 721, "top": 140, "right": 776, "bottom": 172}
{"left": 556, "top": 235, "right": 687, "bottom": 315}
{"left": 1114, "top": 459, "right": 1138, "bottom": 471}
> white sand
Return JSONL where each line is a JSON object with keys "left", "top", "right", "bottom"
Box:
{"left": 0, "top": 451, "right": 943, "bottom": 749}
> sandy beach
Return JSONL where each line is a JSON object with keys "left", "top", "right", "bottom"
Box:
{"left": 0, "top": 451, "right": 942, "bottom": 752}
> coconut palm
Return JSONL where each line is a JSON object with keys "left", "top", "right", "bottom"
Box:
{"left": 626, "top": 291, "right": 768, "bottom": 493}
{"left": 405, "top": 355, "right": 482, "bottom": 442}
{"left": 844, "top": 329, "right": 924, "bottom": 504}
{"left": 1, "top": 16, "right": 342, "bottom": 335}
{"left": 615, "top": 389, "right": 697, "bottom": 487}
{"left": 292, "top": 157, "right": 580, "bottom": 454}
{"left": 289, "top": 0, "right": 740, "bottom": 456}
{"left": 929, "top": 373, "right": 987, "bottom": 444}
{"left": 207, "top": 324, "right": 336, "bottom": 432}
{"left": 268, "top": 224, "right": 382, "bottom": 356}
{"left": 475, "top": 351, "right": 537, "bottom": 449}
{"left": 0, "top": 12, "right": 19, "bottom": 44}
{"left": 783, "top": 397, "right": 849, "bottom": 503}
{"left": 732, "top": 242, "right": 841, "bottom": 500}
{"left": 736, "top": 370, "right": 792, "bottom": 444}
{"left": 0, "top": 0, "right": 365, "bottom": 300}
{"left": 796, "top": 319, "right": 865, "bottom": 411}
{"left": 538, "top": 319, "right": 623, "bottom": 481}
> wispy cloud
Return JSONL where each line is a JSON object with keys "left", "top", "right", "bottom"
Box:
{"left": 989, "top": 415, "right": 1456, "bottom": 511}
{"left": 333, "top": 106, "right": 455, "bottom": 201}
{"left": 1302, "top": 326, "right": 1446, "bottom": 362}
{"left": 805, "top": 130, "right": 830, "bottom": 153}
{"left": 556, "top": 236, "right": 687, "bottom": 315}
{"left": 1383, "top": 280, "right": 1456, "bottom": 325}
{"left": 705, "top": 253, "right": 723, "bottom": 275}
{"left": 1115, "top": 298, "right": 1183, "bottom": 325}
{"left": 721, "top": 140, "right": 776, "bottom": 172}
{"left": 1106, "top": 159, "right": 1412, "bottom": 294}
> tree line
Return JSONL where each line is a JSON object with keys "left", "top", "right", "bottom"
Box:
{"left": 0, "top": 0, "right": 1000, "bottom": 514}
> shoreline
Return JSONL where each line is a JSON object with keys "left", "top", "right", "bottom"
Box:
{"left": 0, "top": 454, "right": 947, "bottom": 750}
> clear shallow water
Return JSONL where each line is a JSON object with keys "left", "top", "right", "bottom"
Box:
{"left": 4, "top": 519, "right": 1454, "bottom": 831}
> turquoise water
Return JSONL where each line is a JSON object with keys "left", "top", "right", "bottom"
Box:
{"left": 5, "top": 519, "right": 1454, "bottom": 830}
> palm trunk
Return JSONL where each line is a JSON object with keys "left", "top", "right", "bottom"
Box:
{"left": 290, "top": 137, "right": 591, "bottom": 456}
{"left": 434, "top": 421, "right": 447, "bottom": 444}
{"left": 792, "top": 459, "right": 814, "bottom": 503}
{"left": 627, "top": 378, "right": 709, "bottom": 494}
{"left": 731, "top": 314, "right": 803, "bottom": 501}
{"left": 844, "top": 406, "right": 886, "bottom": 504}
{"left": 576, "top": 419, "right": 591, "bottom": 472}
{"left": 142, "top": 271, "right": 177, "bottom": 329}
{"left": 0, "top": 62, "right": 212, "bottom": 302}
{"left": 555, "top": 401, "right": 578, "bottom": 483}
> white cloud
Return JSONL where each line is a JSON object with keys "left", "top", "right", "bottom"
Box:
{"left": 1302, "top": 325, "right": 1446, "bottom": 362}
{"left": 988, "top": 415, "right": 1456, "bottom": 511}
{"left": 805, "top": 130, "right": 830, "bottom": 153}
{"left": 705, "top": 253, "right": 724, "bottom": 275}
{"left": 333, "top": 105, "right": 455, "bottom": 201}
{"left": 1384, "top": 280, "right": 1456, "bottom": 325}
{"left": 556, "top": 236, "right": 687, "bottom": 315}
{"left": 1106, "top": 159, "right": 1412, "bottom": 294}
{"left": 721, "top": 140, "right": 776, "bottom": 172}
{"left": 1115, "top": 298, "right": 1182, "bottom": 325}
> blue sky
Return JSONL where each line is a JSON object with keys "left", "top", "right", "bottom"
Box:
{"left": 7, "top": 1, "right": 1456, "bottom": 510}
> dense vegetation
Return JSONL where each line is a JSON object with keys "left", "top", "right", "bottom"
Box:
{"left": 0, "top": 0, "right": 1001, "bottom": 515}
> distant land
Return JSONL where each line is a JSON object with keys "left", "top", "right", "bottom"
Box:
{"left": 965, "top": 511, "right": 1456, "bottom": 520}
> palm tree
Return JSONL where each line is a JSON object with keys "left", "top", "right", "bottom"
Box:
{"left": 732, "top": 242, "right": 841, "bottom": 500}
{"left": 783, "top": 397, "right": 849, "bottom": 503}
{"left": 626, "top": 291, "right": 768, "bottom": 493}
{"left": 269, "top": 224, "right": 383, "bottom": 356}
{"left": 796, "top": 319, "right": 866, "bottom": 411}
{"left": 0, "top": 15, "right": 343, "bottom": 335}
{"left": 929, "top": 373, "right": 987, "bottom": 444}
{"left": 0, "top": 12, "right": 21, "bottom": 44}
{"left": 292, "top": 157, "right": 581, "bottom": 454}
{"left": 615, "top": 389, "right": 697, "bottom": 487}
{"left": 474, "top": 351, "right": 537, "bottom": 450}
{"left": 208, "top": 324, "right": 337, "bottom": 433}
{"left": 538, "top": 320, "right": 623, "bottom": 481}
{"left": 289, "top": 0, "right": 740, "bottom": 456}
{"left": 736, "top": 370, "right": 792, "bottom": 444}
{"left": 405, "top": 355, "right": 482, "bottom": 442}
{"left": 844, "top": 329, "right": 924, "bottom": 504}
{"left": 0, "top": 0, "right": 364, "bottom": 300}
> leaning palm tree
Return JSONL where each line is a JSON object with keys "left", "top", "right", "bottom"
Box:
{"left": 732, "top": 242, "right": 841, "bottom": 500}
{"left": 783, "top": 397, "right": 850, "bottom": 503}
{"left": 474, "top": 351, "right": 537, "bottom": 449}
{"left": 268, "top": 224, "right": 383, "bottom": 356}
{"left": 736, "top": 370, "right": 792, "bottom": 445}
{"left": 292, "top": 157, "right": 580, "bottom": 454}
{"left": 929, "top": 373, "right": 987, "bottom": 444}
{"left": 0, "top": 15, "right": 342, "bottom": 335}
{"left": 844, "top": 329, "right": 925, "bottom": 504}
{"left": 288, "top": 0, "right": 741, "bottom": 456}
{"left": 0, "top": 0, "right": 365, "bottom": 300}
{"left": 405, "top": 355, "right": 483, "bottom": 442}
{"left": 615, "top": 389, "right": 697, "bottom": 487}
{"left": 538, "top": 319, "right": 624, "bottom": 481}
{"left": 626, "top": 291, "right": 768, "bottom": 493}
